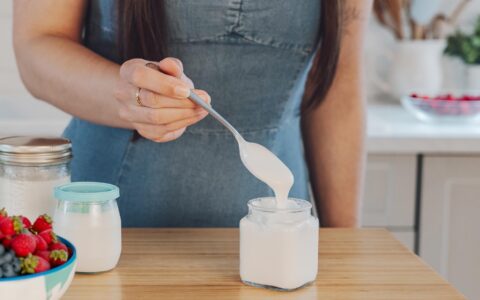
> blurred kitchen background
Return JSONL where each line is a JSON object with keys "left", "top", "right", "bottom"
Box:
{"left": 1, "top": 1, "right": 480, "bottom": 299}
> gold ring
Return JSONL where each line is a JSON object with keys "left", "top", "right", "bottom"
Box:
{"left": 135, "top": 87, "right": 143, "bottom": 106}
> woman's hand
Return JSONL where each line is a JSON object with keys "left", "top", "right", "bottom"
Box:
{"left": 114, "top": 57, "right": 211, "bottom": 142}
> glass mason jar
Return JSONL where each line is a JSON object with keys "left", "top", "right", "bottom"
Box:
{"left": 240, "top": 197, "right": 319, "bottom": 291}
{"left": 53, "top": 182, "right": 122, "bottom": 273}
{"left": 0, "top": 136, "right": 71, "bottom": 220}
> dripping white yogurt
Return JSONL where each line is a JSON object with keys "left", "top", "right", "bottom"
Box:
{"left": 238, "top": 140, "right": 294, "bottom": 207}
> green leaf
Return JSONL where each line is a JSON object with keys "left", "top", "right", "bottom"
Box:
{"left": 445, "top": 19, "right": 480, "bottom": 64}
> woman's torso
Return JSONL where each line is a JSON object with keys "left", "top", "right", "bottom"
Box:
{"left": 65, "top": 0, "right": 320, "bottom": 227}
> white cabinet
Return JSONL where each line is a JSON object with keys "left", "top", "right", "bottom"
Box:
{"left": 362, "top": 155, "right": 417, "bottom": 251}
{"left": 421, "top": 156, "right": 480, "bottom": 300}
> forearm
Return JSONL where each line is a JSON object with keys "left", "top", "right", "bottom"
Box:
{"left": 13, "top": 0, "right": 212, "bottom": 144}
{"left": 14, "top": 35, "right": 130, "bottom": 128}
{"left": 302, "top": 81, "right": 366, "bottom": 227}
{"left": 302, "top": 0, "right": 371, "bottom": 227}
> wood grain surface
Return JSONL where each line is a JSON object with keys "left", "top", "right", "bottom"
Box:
{"left": 63, "top": 228, "right": 465, "bottom": 300}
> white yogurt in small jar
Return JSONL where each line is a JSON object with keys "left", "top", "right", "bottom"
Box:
{"left": 53, "top": 182, "right": 122, "bottom": 273}
{"left": 240, "top": 197, "right": 319, "bottom": 290}
{"left": 237, "top": 138, "right": 319, "bottom": 290}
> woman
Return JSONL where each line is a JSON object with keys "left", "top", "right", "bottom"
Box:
{"left": 13, "top": 0, "right": 370, "bottom": 227}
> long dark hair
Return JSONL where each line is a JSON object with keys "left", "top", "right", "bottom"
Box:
{"left": 118, "top": 1, "right": 341, "bottom": 114}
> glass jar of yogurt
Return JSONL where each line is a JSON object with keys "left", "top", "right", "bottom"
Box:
{"left": 0, "top": 136, "right": 71, "bottom": 220}
{"left": 53, "top": 182, "right": 121, "bottom": 273}
{"left": 240, "top": 197, "right": 319, "bottom": 290}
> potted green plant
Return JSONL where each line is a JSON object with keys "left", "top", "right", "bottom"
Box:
{"left": 445, "top": 17, "right": 480, "bottom": 89}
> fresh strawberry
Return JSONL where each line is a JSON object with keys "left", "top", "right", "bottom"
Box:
{"left": 21, "top": 254, "right": 51, "bottom": 274}
{"left": 35, "top": 250, "right": 51, "bottom": 262}
{"left": 11, "top": 233, "right": 37, "bottom": 257}
{"left": 2, "top": 236, "right": 12, "bottom": 248}
{"left": 18, "top": 216, "right": 32, "bottom": 229}
{"left": 0, "top": 217, "right": 14, "bottom": 236}
{"left": 32, "top": 214, "right": 53, "bottom": 233}
{"left": 34, "top": 234, "right": 48, "bottom": 251}
{"left": 13, "top": 216, "right": 25, "bottom": 233}
{"left": 49, "top": 241, "right": 67, "bottom": 252}
{"left": 0, "top": 216, "right": 23, "bottom": 236}
{"left": 49, "top": 249, "right": 68, "bottom": 267}
{"left": 39, "top": 229, "right": 57, "bottom": 245}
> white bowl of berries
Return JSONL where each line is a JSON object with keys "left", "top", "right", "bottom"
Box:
{"left": 401, "top": 93, "right": 480, "bottom": 123}
{"left": 0, "top": 209, "right": 77, "bottom": 300}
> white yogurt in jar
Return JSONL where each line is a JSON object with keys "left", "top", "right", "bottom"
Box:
{"left": 53, "top": 182, "right": 122, "bottom": 273}
{"left": 237, "top": 138, "right": 319, "bottom": 290}
{"left": 54, "top": 208, "right": 121, "bottom": 273}
{"left": 240, "top": 198, "right": 319, "bottom": 290}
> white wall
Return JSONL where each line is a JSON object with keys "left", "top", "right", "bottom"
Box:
{"left": 1, "top": 0, "right": 480, "bottom": 137}
{"left": 0, "top": 1, "right": 69, "bottom": 137}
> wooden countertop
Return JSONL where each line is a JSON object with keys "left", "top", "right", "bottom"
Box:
{"left": 64, "top": 228, "right": 464, "bottom": 299}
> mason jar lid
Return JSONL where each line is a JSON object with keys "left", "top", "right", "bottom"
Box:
{"left": 0, "top": 136, "right": 72, "bottom": 166}
{"left": 55, "top": 182, "right": 120, "bottom": 203}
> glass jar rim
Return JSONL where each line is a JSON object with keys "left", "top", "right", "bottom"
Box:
{"left": 54, "top": 182, "right": 119, "bottom": 203}
{"left": 247, "top": 197, "right": 312, "bottom": 213}
{"left": 0, "top": 136, "right": 72, "bottom": 166}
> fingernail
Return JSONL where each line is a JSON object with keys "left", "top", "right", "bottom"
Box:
{"left": 174, "top": 86, "right": 191, "bottom": 98}
{"left": 174, "top": 58, "right": 183, "bottom": 71}
{"left": 204, "top": 94, "right": 211, "bottom": 104}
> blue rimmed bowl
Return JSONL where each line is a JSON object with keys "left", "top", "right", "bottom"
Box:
{"left": 0, "top": 237, "right": 77, "bottom": 300}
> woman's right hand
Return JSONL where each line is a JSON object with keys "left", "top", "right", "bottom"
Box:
{"left": 114, "top": 57, "right": 211, "bottom": 143}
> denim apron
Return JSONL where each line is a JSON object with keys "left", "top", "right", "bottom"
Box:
{"left": 64, "top": 0, "right": 320, "bottom": 227}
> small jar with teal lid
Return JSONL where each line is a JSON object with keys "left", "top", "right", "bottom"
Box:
{"left": 53, "top": 182, "right": 121, "bottom": 273}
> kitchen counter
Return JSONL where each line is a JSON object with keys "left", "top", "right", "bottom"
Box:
{"left": 63, "top": 228, "right": 464, "bottom": 299}
{"left": 368, "top": 103, "right": 480, "bottom": 154}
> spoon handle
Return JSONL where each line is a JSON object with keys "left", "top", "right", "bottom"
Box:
{"left": 144, "top": 62, "right": 243, "bottom": 141}
{"left": 187, "top": 92, "right": 242, "bottom": 140}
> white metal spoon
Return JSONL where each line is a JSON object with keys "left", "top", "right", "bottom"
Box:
{"left": 147, "top": 63, "right": 294, "bottom": 206}
{"left": 188, "top": 91, "right": 293, "bottom": 207}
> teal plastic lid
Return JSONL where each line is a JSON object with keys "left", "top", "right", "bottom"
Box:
{"left": 54, "top": 182, "right": 120, "bottom": 202}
